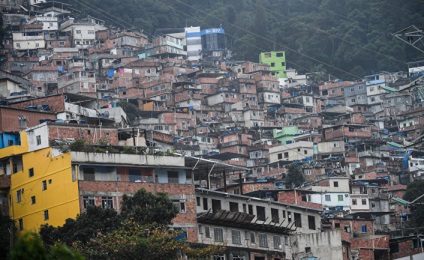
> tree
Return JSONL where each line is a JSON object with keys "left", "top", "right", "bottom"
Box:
{"left": 40, "top": 206, "right": 121, "bottom": 247}
{"left": 117, "top": 101, "right": 139, "bottom": 125}
{"left": 10, "top": 232, "right": 83, "bottom": 260}
{"left": 0, "top": 213, "right": 14, "bottom": 260}
{"left": 40, "top": 189, "right": 223, "bottom": 259}
{"left": 73, "top": 219, "right": 225, "bottom": 260}
{"left": 120, "top": 188, "right": 178, "bottom": 226}
{"left": 404, "top": 180, "right": 424, "bottom": 227}
{"left": 285, "top": 163, "right": 305, "bottom": 188}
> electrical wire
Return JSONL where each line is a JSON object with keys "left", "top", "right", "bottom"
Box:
{"left": 168, "top": 0, "right": 363, "bottom": 80}
{"left": 243, "top": 1, "right": 407, "bottom": 67}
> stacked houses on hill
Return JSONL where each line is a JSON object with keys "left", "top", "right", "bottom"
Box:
{"left": 1, "top": 1, "right": 424, "bottom": 259}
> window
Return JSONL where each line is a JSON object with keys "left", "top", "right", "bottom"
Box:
{"left": 83, "top": 196, "right": 95, "bottom": 208}
{"left": 44, "top": 210, "right": 49, "bottom": 220}
{"left": 271, "top": 208, "right": 279, "bottom": 223}
{"left": 325, "top": 195, "right": 331, "bottom": 201}
{"left": 102, "top": 197, "right": 113, "bottom": 209}
{"left": 76, "top": 30, "right": 81, "bottom": 34}
{"left": 294, "top": 213, "right": 302, "bottom": 228}
{"left": 273, "top": 236, "right": 281, "bottom": 249}
{"left": 361, "top": 199, "right": 367, "bottom": 205}
{"left": 284, "top": 236, "right": 289, "bottom": 246}
{"left": 212, "top": 199, "right": 221, "bottom": 212}
{"left": 305, "top": 247, "right": 311, "bottom": 253}
{"left": 18, "top": 219, "right": 23, "bottom": 231}
{"left": 229, "top": 202, "right": 239, "bottom": 212}
{"left": 205, "top": 226, "right": 211, "bottom": 238}
{"left": 42, "top": 180, "right": 47, "bottom": 191}
{"left": 284, "top": 152, "right": 289, "bottom": 158}
{"left": 173, "top": 200, "right": 186, "bottom": 213}
{"left": 259, "top": 234, "right": 268, "bottom": 248}
{"left": 59, "top": 41, "right": 65, "bottom": 46}
{"left": 28, "top": 168, "right": 34, "bottom": 177}
{"left": 83, "top": 168, "right": 95, "bottom": 181}
{"left": 18, "top": 116, "right": 27, "bottom": 128}
{"left": 333, "top": 181, "right": 339, "bottom": 187}
{"left": 338, "top": 195, "right": 343, "bottom": 202}
{"left": 352, "top": 199, "right": 357, "bottom": 205}
{"left": 287, "top": 211, "right": 292, "bottom": 222}
{"left": 248, "top": 205, "right": 253, "bottom": 215}
{"left": 256, "top": 206, "right": 265, "bottom": 221}
{"left": 35, "top": 43, "right": 40, "bottom": 47}
{"left": 308, "top": 215, "right": 316, "bottom": 230}
{"left": 361, "top": 225, "right": 367, "bottom": 233}
{"left": 278, "top": 153, "right": 282, "bottom": 160}
{"left": 31, "top": 196, "right": 36, "bottom": 204}
{"left": 36, "top": 135, "right": 41, "bottom": 145}
{"left": 196, "top": 197, "right": 201, "bottom": 206}
{"left": 213, "top": 255, "right": 225, "bottom": 260}
{"left": 16, "top": 43, "right": 21, "bottom": 48}
{"left": 231, "top": 230, "right": 241, "bottom": 245}
{"left": 168, "top": 171, "right": 179, "bottom": 184}
{"left": 250, "top": 232, "right": 256, "bottom": 243}
{"left": 16, "top": 190, "right": 22, "bottom": 203}
{"left": 214, "top": 228, "right": 223, "bottom": 242}
{"left": 88, "top": 30, "right": 95, "bottom": 34}
{"left": 270, "top": 62, "right": 275, "bottom": 67}
{"left": 203, "top": 198, "right": 208, "bottom": 210}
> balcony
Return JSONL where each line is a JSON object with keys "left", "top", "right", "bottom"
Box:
{"left": 71, "top": 151, "right": 185, "bottom": 167}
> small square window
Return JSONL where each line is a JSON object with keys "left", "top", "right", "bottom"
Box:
{"left": 333, "top": 181, "right": 339, "bottom": 187}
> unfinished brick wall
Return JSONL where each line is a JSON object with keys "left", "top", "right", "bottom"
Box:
{"left": 10, "top": 95, "right": 65, "bottom": 112}
{"left": 47, "top": 124, "right": 119, "bottom": 145}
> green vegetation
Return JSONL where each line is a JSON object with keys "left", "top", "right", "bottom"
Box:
{"left": 285, "top": 163, "right": 305, "bottom": 188}
{"left": 59, "top": 0, "right": 424, "bottom": 79}
{"left": 39, "top": 189, "right": 224, "bottom": 259}
{"left": 403, "top": 180, "right": 424, "bottom": 227}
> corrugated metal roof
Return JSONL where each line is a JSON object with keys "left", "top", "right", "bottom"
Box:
{"left": 392, "top": 197, "right": 410, "bottom": 206}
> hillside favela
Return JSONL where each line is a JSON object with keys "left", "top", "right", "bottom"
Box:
{"left": 1, "top": 0, "right": 424, "bottom": 259}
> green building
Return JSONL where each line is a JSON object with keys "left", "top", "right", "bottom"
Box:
{"left": 273, "top": 126, "right": 299, "bottom": 145}
{"left": 259, "top": 51, "right": 287, "bottom": 78}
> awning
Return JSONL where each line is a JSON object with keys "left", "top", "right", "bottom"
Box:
{"left": 387, "top": 142, "right": 404, "bottom": 149}
{"left": 381, "top": 86, "right": 398, "bottom": 93}
{"left": 392, "top": 197, "right": 410, "bottom": 206}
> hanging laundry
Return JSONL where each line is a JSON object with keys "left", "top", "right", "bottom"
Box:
{"left": 108, "top": 69, "right": 114, "bottom": 78}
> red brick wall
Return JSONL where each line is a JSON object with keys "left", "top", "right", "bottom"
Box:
{"left": 277, "top": 191, "right": 322, "bottom": 209}
{"left": 78, "top": 181, "right": 198, "bottom": 240}
{"left": 0, "top": 108, "right": 57, "bottom": 131}
{"left": 10, "top": 95, "right": 65, "bottom": 112}
{"left": 47, "top": 124, "right": 119, "bottom": 145}
{"left": 391, "top": 240, "right": 423, "bottom": 259}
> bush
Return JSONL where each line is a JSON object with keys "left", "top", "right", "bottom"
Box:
{"left": 69, "top": 139, "right": 85, "bottom": 151}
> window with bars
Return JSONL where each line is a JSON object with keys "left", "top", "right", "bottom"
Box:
{"left": 102, "top": 197, "right": 113, "bottom": 209}
{"left": 259, "top": 233, "right": 268, "bottom": 248}
{"left": 273, "top": 236, "right": 281, "bottom": 249}
{"left": 231, "top": 230, "right": 241, "bottom": 245}
{"left": 83, "top": 196, "right": 95, "bottom": 208}
{"left": 214, "top": 228, "right": 223, "bottom": 242}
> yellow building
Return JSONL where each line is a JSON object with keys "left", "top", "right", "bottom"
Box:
{"left": 1, "top": 125, "right": 80, "bottom": 233}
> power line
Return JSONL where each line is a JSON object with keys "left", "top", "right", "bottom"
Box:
{"left": 169, "top": 0, "right": 363, "bottom": 80}
{"left": 244, "top": 1, "right": 407, "bottom": 67}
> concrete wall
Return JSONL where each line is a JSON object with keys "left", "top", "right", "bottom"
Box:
{"left": 291, "top": 230, "right": 343, "bottom": 260}
{"left": 71, "top": 152, "right": 185, "bottom": 167}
